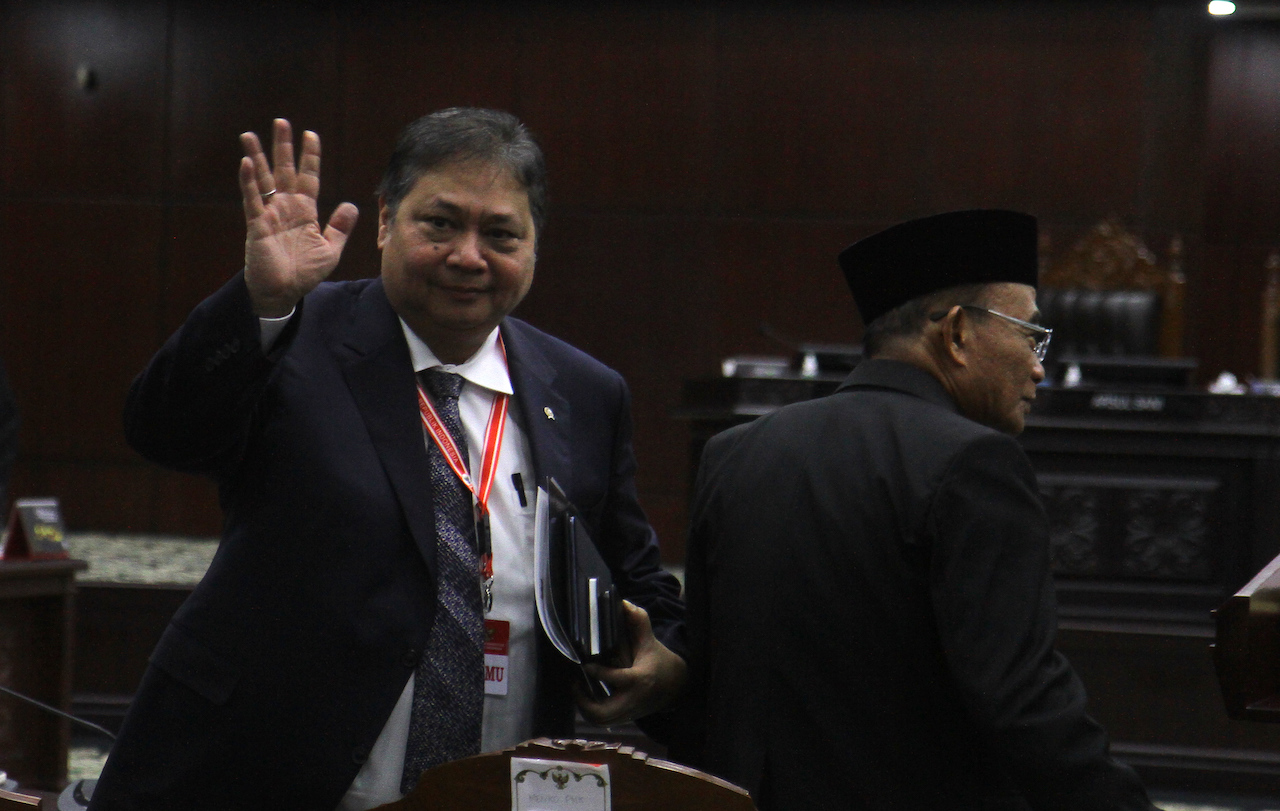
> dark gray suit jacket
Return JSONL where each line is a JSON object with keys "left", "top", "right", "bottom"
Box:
{"left": 675, "top": 359, "right": 1154, "bottom": 811}
{"left": 92, "top": 273, "right": 683, "bottom": 811}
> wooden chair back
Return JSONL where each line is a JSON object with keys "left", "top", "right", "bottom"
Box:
{"left": 1038, "top": 218, "right": 1186, "bottom": 357}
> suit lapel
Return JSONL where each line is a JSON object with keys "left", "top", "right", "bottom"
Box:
{"left": 333, "top": 280, "right": 438, "bottom": 574}
{"left": 501, "top": 320, "right": 572, "bottom": 495}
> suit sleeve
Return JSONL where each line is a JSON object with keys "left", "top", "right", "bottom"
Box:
{"left": 124, "top": 271, "right": 296, "bottom": 476}
{"left": 927, "top": 434, "right": 1156, "bottom": 811}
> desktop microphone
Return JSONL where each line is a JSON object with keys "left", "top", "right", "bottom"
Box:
{"left": 0, "top": 685, "right": 115, "bottom": 740}
{"left": 0, "top": 683, "right": 114, "bottom": 811}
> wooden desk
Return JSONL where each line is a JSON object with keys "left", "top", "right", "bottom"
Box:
{"left": 1213, "top": 551, "right": 1280, "bottom": 722}
{"left": 72, "top": 582, "right": 192, "bottom": 733}
{"left": 677, "top": 378, "right": 1280, "bottom": 792}
{"left": 0, "top": 558, "right": 86, "bottom": 793}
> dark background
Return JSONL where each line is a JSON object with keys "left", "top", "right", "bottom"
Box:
{"left": 0, "top": 0, "right": 1276, "bottom": 562}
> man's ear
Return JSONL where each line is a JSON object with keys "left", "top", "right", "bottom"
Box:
{"left": 376, "top": 196, "right": 391, "bottom": 250}
{"left": 936, "top": 306, "right": 971, "bottom": 368}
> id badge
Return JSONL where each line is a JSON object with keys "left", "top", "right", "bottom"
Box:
{"left": 484, "top": 618, "right": 511, "bottom": 696}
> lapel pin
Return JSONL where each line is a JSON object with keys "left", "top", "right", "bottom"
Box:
{"left": 543, "top": 406, "right": 555, "bottom": 421}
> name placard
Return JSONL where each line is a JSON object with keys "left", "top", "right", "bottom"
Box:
{"left": 510, "top": 757, "right": 610, "bottom": 811}
{"left": 2, "top": 498, "right": 69, "bottom": 561}
{"left": 1089, "top": 392, "right": 1167, "bottom": 413}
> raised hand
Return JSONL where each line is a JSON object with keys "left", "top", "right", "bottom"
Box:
{"left": 239, "top": 119, "right": 359, "bottom": 317}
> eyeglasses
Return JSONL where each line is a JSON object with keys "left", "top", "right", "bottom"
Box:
{"left": 930, "top": 305, "right": 1053, "bottom": 361}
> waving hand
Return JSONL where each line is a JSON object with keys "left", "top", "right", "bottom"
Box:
{"left": 239, "top": 119, "right": 359, "bottom": 317}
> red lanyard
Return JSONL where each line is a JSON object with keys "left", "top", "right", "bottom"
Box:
{"left": 416, "top": 386, "right": 508, "bottom": 514}
{"left": 415, "top": 336, "right": 509, "bottom": 608}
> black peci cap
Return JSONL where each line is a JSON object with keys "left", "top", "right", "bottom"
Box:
{"left": 838, "top": 209, "right": 1038, "bottom": 327}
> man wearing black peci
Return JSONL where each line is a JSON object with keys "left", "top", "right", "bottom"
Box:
{"left": 92, "top": 109, "right": 686, "bottom": 811}
{"left": 677, "top": 210, "right": 1157, "bottom": 810}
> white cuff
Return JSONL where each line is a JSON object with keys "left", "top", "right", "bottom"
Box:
{"left": 258, "top": 307, "right": 296, "bottom": 352}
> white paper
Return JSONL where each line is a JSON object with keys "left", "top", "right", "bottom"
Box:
{"left": 510, "top": 757, "right": 610, "bottom": 811}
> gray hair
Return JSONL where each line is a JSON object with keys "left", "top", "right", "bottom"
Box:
{"left": 376, "top": 108, "right": 547, "bottom": 233}
{"left": 862, "top": 282, "right": 994, "bottom": 357}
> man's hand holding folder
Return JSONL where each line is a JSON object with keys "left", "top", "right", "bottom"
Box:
{"left": 534, "top": 478, "right": 687, "bottom": 726}
{"left": 575, "top": 599, "right": 688, "bottom": 726}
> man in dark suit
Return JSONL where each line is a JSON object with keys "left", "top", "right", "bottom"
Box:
{"left": 92, "top": 109, "right": 686, "bottom": 811}
{"left": 677, "top": 211, "right": 1157, "bottom": 810}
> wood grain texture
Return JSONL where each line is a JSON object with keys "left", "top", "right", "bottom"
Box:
{"left": 0, "top": 0, "right": 1234, "bottom": 547}
{"left": 0, "top": 0, "right": 168, "bottom": 199}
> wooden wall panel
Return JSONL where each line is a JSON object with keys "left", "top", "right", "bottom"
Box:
{"left": 168, "top": 1, "right": 339, "bottom": 201}
{"left": 1199, "top": 23, "right": 1280, "bottom": 380}
{"left": 0, "top": 202, "right": 161, "bottom": 459}
{"left": 0, "top": 0, "right": 1232, "bottom": 548}
{"left": 0, "top": 1, "right": 10, "bottom": 198}
{"left": 713, "top": 6, "right": 931, "bottom": 217}
{"left": 336, "top": 1, "right": 524, "bottom": 267}
{"left": 1192, "top": 243, "right": 1278, "bottom": 384}
{"left": 929, "top": 8, "right": 1150, "bottom": 217}
{"left": 704, "top": 218, "right": 867, "bottom": 357}
{"left": 0, "top": 0, "right": 168, "bottom": 198}
{"left": 517, "top": 5, "right": 716, "bottom": 213}
{"left": 0, "top": 200, "right": 162, "bottom": 528}
{"left": 162, "top": 204, "right": 249, "bottom": 335}
{"left": 1205, "top": 24, "right": 1280, "bottom": 247}
{"left": 1136, "top": 8, "right": 1212, "bottom": 231}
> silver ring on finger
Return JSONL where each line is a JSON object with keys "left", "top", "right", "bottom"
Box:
{"left": 261, "top": 189, "right": 277, "bottom": 201}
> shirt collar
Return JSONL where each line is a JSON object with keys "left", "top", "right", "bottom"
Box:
{"left": 400, "top": 322, "right": 514, "bottom": 396}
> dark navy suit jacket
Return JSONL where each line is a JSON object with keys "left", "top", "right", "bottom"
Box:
{"left": 91, "top": 273, "right": 684, "bottom": 811}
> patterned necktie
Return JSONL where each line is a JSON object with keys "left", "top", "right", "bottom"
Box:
{"left": 401, "top": 369, "right": 485, "bottom": 794}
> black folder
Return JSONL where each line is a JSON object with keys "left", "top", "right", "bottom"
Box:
{"left": 537, "top": 477, "right": 630, "bottom": 668}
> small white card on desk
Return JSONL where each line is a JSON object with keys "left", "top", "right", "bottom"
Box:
{"left": 510, "top": 757, "right": 611, "bottom": 811}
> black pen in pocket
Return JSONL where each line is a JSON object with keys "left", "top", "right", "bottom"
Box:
{"left": 512, "top": 472, "right": 528, "bottom": 507}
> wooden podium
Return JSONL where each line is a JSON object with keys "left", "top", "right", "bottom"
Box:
{"left": 1214, "top": 551, "right": 1280, "bottom": 722}
{"left": 381, "top": 738, "right": 756, "bottom": 811}
{"left": 0, "top": 558, "right": 87, "bottom": 792}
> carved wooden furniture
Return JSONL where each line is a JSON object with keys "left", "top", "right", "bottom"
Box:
{"left": 1213, "top": 551, "right": 1280, "bottom": 722}
{"left": 1038, "top": 218, "right": 1186, "bottom": 359}
{"left": 378, "top": 738, "right": 757, "bottom": 811}
{"left": 0, "top": 559, "right": 86, "bottom": 793}
{"left": 1017, "top": 406, "right": 1280, "bottom": 792}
